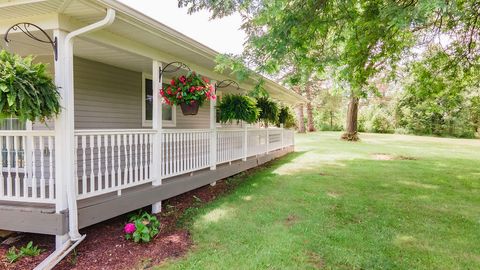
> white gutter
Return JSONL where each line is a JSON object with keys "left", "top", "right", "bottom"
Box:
{"left": 63, "top": 7, "right": 116, "bottom": 241}
{"left": 34, "top": 8, "right": 116, "bottom": 270}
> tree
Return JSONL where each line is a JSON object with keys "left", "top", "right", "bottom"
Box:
{"left": 179, "top": 0, "right": 480, "bottom": 140}
{"left": 305, "top": 83, "right": 316, "bottom": 132}
{"left": 396, "top": 47, "right": 480, "bottom": 138}
{"left": 293, "top": 85, "right": 306, "bottom": 133}
{"left": 315, "top": 87, "right": 343, "bottom": 131}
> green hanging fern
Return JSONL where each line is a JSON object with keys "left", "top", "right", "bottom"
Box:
{"left": 217, "top": 94, "right": 259, "bottom": 124}
{"left": 0, "top": 50, "right": 60, "bottom": 122}
{"left": 256, "top": 96, "right": 279, "bottom": 126}
{"left": 277, "top": 105, "right": 296, "bottom": 128}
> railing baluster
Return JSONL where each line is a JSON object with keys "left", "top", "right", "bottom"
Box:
{"left": 89, "top": 135, "right": 95, "bottom": 193}
{"left": 97, "top": 135, "right": 102, "bottom": 190}
{"left": 117, "top": 134, "right": 122, "bottom": 186}
{"left": 48, "top": 136, "right": 54, "bottom": 199}
{"left": 111, "top": 134, "right": 116, "bottom": 188}
{"left": 6, "top": 136, "right": 12, "bottom": 197}
{"left": 104, "top": 134, "right": 109, "bottom": 189}
{"left": 81, "top": 136, "right": 87, "bottom": 195}
{"left": 123, "top": 134, "right": 128, "bottom": 185}
{"left": 140, "top": 134, "right": 144, "bottom": 181}
{"left": 22, "top": 135, "right": 28, "bottom": 198}
{"left": 128, "top": 134, "right": 133, "bottom": 184}
{"left": 14, "top": 136, "right": 20, "bottom": 198}
{"left": 134, "top": 134, "right": 138, "bottom": 182}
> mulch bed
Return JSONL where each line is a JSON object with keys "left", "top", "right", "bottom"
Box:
{"left": 0, "top": 180, "right": 232, "bottom": 270}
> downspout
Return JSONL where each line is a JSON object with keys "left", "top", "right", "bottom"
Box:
{"left": 34, "top": 9, "right": 116, "bottom": 270}
{"left": 63, "top": 8, "right": 116, "bottom": 241}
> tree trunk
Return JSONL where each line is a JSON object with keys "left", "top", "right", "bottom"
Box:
{"left": 305, "top": 84, "right": 316, "bottom": 132}
{"left": 296, "top": 104, "right": 306, "bottom": 133}
{"left": 341, "top": 97, "right": 360, "bottom": 141}
{"left": 330, "top": 111, "right": 333, "bottom": 129}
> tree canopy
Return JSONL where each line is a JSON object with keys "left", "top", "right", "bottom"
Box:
{"left": 179, "top": 0, "right": 480, "bottom": 138}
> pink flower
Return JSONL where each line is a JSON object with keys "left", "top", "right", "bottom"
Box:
{"left": 124, "top": 223, "right": 136, "bottom": 234}
{"left": 211, "top": 95, "right": 217, "bottom": 100}
{"left": 203, "top": 77, "right": 210, "bottom": 83}
{"left": 170, "top": 79, "right": 176, "bottom": 86}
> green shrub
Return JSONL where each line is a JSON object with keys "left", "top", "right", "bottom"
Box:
{"left": 6, "top": 241, "right": 43, "bottom": 263}
{"left": 256, "top": 96, "right": 279, "bottom": 126}
{"left": 0, "top": 50, "right": 60, "bottom": 122}
{"left": 124, "top": 211, "right": 160, "bottom": 243}
{"left": 276, "top": 105, "right": 295, "bottom": 128}
{"left": 368, "top": 109, "right": 394, "bottom": 133}
{"left": 217, "top": 94, "right": 259, "bottom": 124}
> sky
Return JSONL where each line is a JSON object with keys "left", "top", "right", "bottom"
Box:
{"left": 118, "top": 0, "right": 246, "bottom": 55}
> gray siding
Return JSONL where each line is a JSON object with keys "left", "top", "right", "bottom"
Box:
{"left": 74, "top": 57, "right": 143, "bottom": 129}
{"left": 174, "top": 100, "right": 211, "bottom": 129}
{"left": 30, "top": 56, "right": 213, "bottom": 130}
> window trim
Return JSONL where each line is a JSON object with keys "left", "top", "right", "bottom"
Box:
{"left": 142, "top": 73, "right": 176, "bottom": 128}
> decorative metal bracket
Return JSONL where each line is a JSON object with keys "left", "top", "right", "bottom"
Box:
{"left": 4, "top": 22, "right": 58, "bottom": 61}
{"left": 159, "top": 61, "right": 191, "bottom": 79}
{"left": 215, "top": 79, "right": 240, "bottom": 93}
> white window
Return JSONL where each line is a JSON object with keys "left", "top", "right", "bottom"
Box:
{"left": 142, "top": 74, "right": 176, "bottom": 127}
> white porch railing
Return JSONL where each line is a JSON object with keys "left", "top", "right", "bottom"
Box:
{"left": 217, "top": 129, "right": 244, "bottom": 164}
{"left": 0, "top": 127, "right": 294, "bottom": 203}
{"left": 0, "top": 130, "right": 56, "bottom": 203}
{"left": 75, "top": 129, "right": 155, "bottom": 200}
{"left": 161, "top": 129, "right": 211, "bottom": 178}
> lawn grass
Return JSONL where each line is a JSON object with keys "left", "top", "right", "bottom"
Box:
{"left": 157, "top": 132, "right": 480, "bottom": 270}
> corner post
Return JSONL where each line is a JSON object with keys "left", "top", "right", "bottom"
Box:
{"left": 210, "top": 81, "right": 217, "bottom": 170}
{"left": 53, "top": 29, "right": 69, "bottom": 249}
{"left": 152, "top": 60, "right": 163, "bottom": 213}
{"left": 280, "top": 124, "right": 284, "bottom": 149}
{"left": 243, "top": 122, "right": 248, "bottom": 161}
{"left": 266, "top": 128, "right": 270, "bottom": 154}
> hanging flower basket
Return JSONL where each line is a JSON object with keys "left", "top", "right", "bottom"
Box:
{"left": 180, "top": 100, "right": 200, "bottom": 115}
{"left": 160, "top": 71, "right": 215, "bottom": 116}
{"left": 0, "top": 50, "right": 60, "bottom": 122}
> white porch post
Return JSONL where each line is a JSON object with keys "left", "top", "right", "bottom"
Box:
{"left": 266, "top": 128, "right": 270, "bottom": 154}
{"left": 281, "top": 124, "right": 284, "bottom": 149}
{"left": 152, "top": 60, "right": 163, "bottom": 213}
{"left": 243, "top": 122, "right": 248, "bottom": 161}
{"left": 210, "top": 81, "right": 217, "bottom": 171}
{"left": 53, "top": 29, "right": 69, "bottom": 249}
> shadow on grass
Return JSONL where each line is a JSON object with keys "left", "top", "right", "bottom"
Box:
{"left": 176, "top": 151, "right": 307, "bottom": 228}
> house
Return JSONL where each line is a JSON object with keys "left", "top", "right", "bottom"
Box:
{"left": 0, "top": 0, "right": 305, "bottom": 266}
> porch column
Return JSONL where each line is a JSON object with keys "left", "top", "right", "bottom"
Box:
{"left": 266, "top": 128, "right": 270, "bottom": 154}
{"left": 209, "top": 81, "right": 217, "bottom": 171}
{"left": 53, "top": 29, "right": 69, "bottom": 249}
{"left": 243, "top": 122, "right": 248, "bottom": 161}
{"left": 152, "top": 60, "right": 163, "bottom": 214}
{"left": 281, "top": 124, "right": 284, "bottom": 149}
